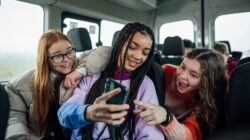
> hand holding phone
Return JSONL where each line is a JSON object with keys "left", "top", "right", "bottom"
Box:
{"left": 104, "top": 78, "right": 128, "bottom": 104}
{"left": 86, "top": 88, "right": 129, "bottom": 125}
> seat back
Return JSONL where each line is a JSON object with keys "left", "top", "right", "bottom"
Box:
{"left": 147, "top": 63, "right": 166, "bottom": 106}
{"left": 156, "top": 44, "right": 164, "bottom": 52}
{"left": 237, "top": 57, "right": 250, "bottom": 66}
{"left": 0, "top": 84, "right": 9, "bottom": 140}
{"left": 207, "top": 63, "right": 250, "bottom": 140}
{"left": 159, "top": 36, "right": 184, "bottom": 65}
{"left": 228, "top": 62, "right": 250, "bottom": 128}
{"left": 112, "top": 30, "right": 121, "bottom": 46}
{"left": 67, "top": 28, "right": 92, "bottom": 52}
{"left": 154, "top": 44, "right": 163, "bottom": 64}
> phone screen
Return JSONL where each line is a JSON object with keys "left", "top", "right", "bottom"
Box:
{"left": 104, "top": 78, "right": 128, "bottom": 104}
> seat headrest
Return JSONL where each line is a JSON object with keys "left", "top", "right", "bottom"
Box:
{"left": 156, "top": 44, "right": 164, "bottom": 52}
{"left": 112, "top": 30, "right": 121, "bottom": 46}
{"left": 162, "top": 36, "right": 184, "bottom": 56}
{"left": 67, "top": 28, "right": 92, "bottom": 52}
{"left": 231, "top": 51, "right": 242, "bottom": 60}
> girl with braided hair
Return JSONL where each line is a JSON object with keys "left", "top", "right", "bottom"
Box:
{"left": 58, "top": 22, "right": 165, "bottom": 140}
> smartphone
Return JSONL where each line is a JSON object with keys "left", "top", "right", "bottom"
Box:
{"left": 104, "top": 78, "right": 128, "bottom": 104}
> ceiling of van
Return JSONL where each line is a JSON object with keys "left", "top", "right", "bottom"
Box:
{"left": 108, "top": 0, "right": 159, "bottom": 11}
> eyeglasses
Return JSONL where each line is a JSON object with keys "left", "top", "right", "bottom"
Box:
{"left": 48, "top": 48, "right": 76, "bottom": 63}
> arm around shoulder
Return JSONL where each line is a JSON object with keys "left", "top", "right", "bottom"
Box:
{"left": 77, "top": 46, "right": 112, "bottom": 75}
{"left": 64, "top": 46, "right": 112, "bottom": 88}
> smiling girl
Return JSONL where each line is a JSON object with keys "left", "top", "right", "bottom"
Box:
{"left": 134, "top": 48, "right": 228, "bottom": 140}
{"left": 5, "top": 31, "right": 78, "bottom": 140}
{"left": 58, "top": 22, "right": 164, "bottom": 140}
{"left": 5, "top": 28, "right": 127, "bottom": 140}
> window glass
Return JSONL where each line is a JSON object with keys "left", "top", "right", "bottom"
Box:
{"left": 63, "top": 18, "right": 99, "bottom": 49}
{"left": 101, "top": 20, "right": 124, "bottom": 46}
{"left": 159, "top": 20, "right": 194, "bottom": 43}
{"left": 215, "top": 12, "right": 250, "bottom": 58}
{"left": 0, "top": 0, "right": 43, "bottom": 82}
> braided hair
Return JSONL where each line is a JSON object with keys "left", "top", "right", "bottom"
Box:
{"left": 82, "top": 22, "right": 155, "bottom": 140}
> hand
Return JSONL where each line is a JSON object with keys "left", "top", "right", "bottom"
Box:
{"left": 64, "top": 71, "right": 83, "bottom": 88}
{"left": 134, "top": 100, "right": 167, "bottom": 125}
{"left": 86, "top": 88, "right": 129, "bottom": 125}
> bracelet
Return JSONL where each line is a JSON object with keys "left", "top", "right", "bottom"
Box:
{"left": 160, "top": 105, "right": 173, "bottom": 126}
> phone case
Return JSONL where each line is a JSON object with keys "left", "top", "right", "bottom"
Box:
{"left": 104, "top": 78, "right": 128, "bottom": 104}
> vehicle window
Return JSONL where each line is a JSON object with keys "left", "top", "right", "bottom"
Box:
{"left": 0, "top": 0, "right": 43, "bottom": 82}
{"left": 62, "top": 17, "right": 99, "bottom": 49}
{"left": 215, "top": 12, "right": 250, "bottom": 58}
{"left": 159, "top": 20, "right": 194, "bottom": 43}
{"left": 101, "top": 20, "right": 124, "bottom": 46}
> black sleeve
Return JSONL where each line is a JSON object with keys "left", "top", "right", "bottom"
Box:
{"left": 147, "top": 62, "right": 166, "bottom": 106}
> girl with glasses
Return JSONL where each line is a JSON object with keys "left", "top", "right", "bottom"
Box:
{"left": 5, "top": 30, "right": 105, "bottom": 140}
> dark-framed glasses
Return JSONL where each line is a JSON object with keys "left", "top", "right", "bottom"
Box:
{"left": 48, "top": 48, "right": 76, "bottom": 63}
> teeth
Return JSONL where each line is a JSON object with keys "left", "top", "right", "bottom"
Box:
{"left": 176, "top": 80, "right": 185, "bottom": 88}
{"left": 130, "top": 61, "right": 137, "bottom": 67}
{"left": 176, "top": 79, "right": 179, "bottom": 85}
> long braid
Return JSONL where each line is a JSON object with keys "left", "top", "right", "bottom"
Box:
{"left": 116, "top": 23, "right": 155, "bottom": 138}
{"left": 82, "top": 22, "right": 155, "bottom": 140}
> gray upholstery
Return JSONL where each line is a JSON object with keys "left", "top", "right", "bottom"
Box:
{"left": 67, "top": 28, "right": 92, "bottom": 52}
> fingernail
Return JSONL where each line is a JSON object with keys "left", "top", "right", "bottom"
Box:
{"left": 124, "top": 104, "right": 129, "bottom": 109}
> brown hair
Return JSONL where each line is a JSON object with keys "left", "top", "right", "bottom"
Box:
{"left": 34, "top": 30, "right": 72, "bottom": 135}
{"left": 213, "top": 42, "right": 229, "bottom": 55}
{"left": 186, "top": 48, "right": 228, "bottom": 136}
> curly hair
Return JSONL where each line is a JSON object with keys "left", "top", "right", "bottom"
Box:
{"left": 186, "top": 48, "right": 228, "bottom": 136}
